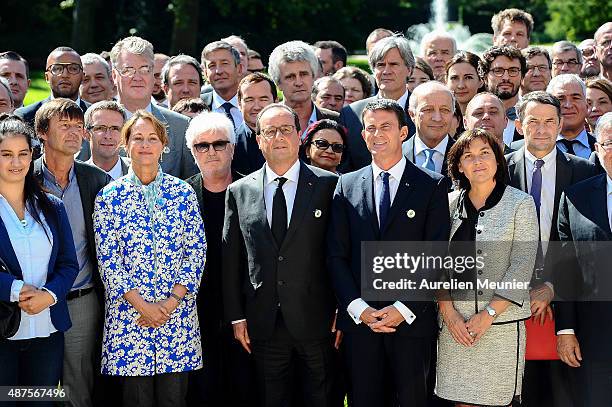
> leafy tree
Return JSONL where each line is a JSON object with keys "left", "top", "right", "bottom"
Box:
{"left": 545, "top": 0, "right": 611, "bottom": 41}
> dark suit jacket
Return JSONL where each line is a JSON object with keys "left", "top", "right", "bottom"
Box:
{"left": 201, "top": 91, "right": 213, "bottom": 110}
{"left": 314, "top": 104, "right": 340, "bottom": 122}
{"left": 232, "top": 122, "right": 265, "bottom": 175}
{"left": 588, "top": 150, "right": 606, "bottom": 174}
{"left": 222, "top": 162, "right": 338, "bottom": 341}
{"left": 15, "top": 96, "right": 90, "bottom": 128}
{"left": 555, "top": 173, "right": 612, "bottom": 361}
{"left": 338, "top": 95, "right": 416, "bottom": 172}
{"left": 327, "top": 159, "right": 450, "bottom": 337}
{"left": 34, "top": 158, "right": 110, "bottom": 294}
{"left": 506, "top": 147, "right": 598, "bottom": 283}
{"left": 0, "top": 195, "right": 79, "bottom": 332}
{"left": 119, "top": 156, "right": 130, "bottom": 176}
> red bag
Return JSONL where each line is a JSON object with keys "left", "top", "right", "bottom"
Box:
{"left": 525, "top": 317, "right": 560, "bottom": 360}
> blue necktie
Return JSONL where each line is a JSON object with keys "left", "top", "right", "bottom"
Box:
{"left": 424, "top": 149, "right": 436, "bottom": 172}
{"left": 530, "top": 159, "right": 545, "bottom": 219}
{"left": 379, "top": 172, "right": 391, "bottom": 228}
{"left": 221, "top": 102, "right": 236, "bottom": 129}
{"left": 558, "top": 139, "right": 577, "bottom": 155}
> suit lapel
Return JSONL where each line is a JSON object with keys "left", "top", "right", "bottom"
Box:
{"left": 189, "top": 174, "right": 205, "bottom": 214}
{"left": 0, "top": 217, "right": 23, "bottom": 277}
{"left": 441, "top": 136, "right": 454, "bottom": 176}
{"left": 362, "top": 168, "right": 380, "bottom": 236}
{"left": 511, "top": 148, "right": 528, "bottom": 191}
{"left": 282, "top": 164, "right": 315, "bottom": 247}
{"left": 402, "top": 136, "right": 416, "bottom": 164}
{"left": 120, "top": 157, "right": 130, "bottom": 176}
{"left": 589, "top": 175, "right": 612, "bottom": 239}
{"left": 552, "top": 150, "right": 572, "bottom": 239}
{"left": 253, "top": 167, "right": 278, "bottom": 250}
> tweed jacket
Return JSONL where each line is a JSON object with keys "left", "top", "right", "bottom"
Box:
{"left": 448, "top": 185, "right": 538, "bottom": 323}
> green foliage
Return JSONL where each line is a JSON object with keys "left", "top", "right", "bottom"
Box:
{"left": 348, "top": 56, "right": 371, "bottom": 73}
{"left": 23, "top": 71, "right": 50, "bottom": 107}
{"left": 545, "top": 0, "right": 612, "bottom": 41}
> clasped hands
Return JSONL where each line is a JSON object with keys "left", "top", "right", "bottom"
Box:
{"left": 18, "top": 284, "right": 54, "bottom": 315}
{"left": 443, "top": 308, "right": 493, "bottom": 347}
{"left": 360, "top": 306, "right": 405, "bottom": 333}
{"left": 136, "top": 297, "right": 179, "bottom": 328}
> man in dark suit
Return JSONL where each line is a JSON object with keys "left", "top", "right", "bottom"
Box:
{"left": 184, "top": 111, "right": 256, "bottom": 406}
{"left": 463, "top": 92, "right": 513, "bottom": 154}
{"left": 233, "top": 72, "right": 278, "bottom": 175}
{"left": 33, "top": 98, "right": 110, "bottom": 407}
{"left": 223, "top": 103, "right": 338, "bottom": 406}
{"left": 547, "top": 74, "right": 596, "bottom": 159}
{"left": 506, "top": 92, "right": 598, "bottom": 407}
{"left": 83, "top": 100, "right": 130, "bottom": 179}
{"left": 109, "top": 36, "right": 197, "bottom": 179}
{"left": 555, "top": 111, "right": 612, "bottom": 407}
{"left": 15, "top": 46, "right": 89, "bottom": 128}
{"left": 339, "top": 35, "right": 416, "bottom": 172}
{"left": 328, "top": 99, "right": 450, "bottom": 406}
{"left": 402, "top": 81, "right": 455, "bottom": 177}
{"left": 268, "top": 41, "right": 339, "bottom": 140}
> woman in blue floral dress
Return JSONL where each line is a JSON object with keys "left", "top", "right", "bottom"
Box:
{"left": 93, "top": 110, "right": 206, "bottom": 407}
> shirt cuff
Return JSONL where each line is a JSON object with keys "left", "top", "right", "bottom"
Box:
{"left": 347, "top": 298, "right": 370, "bottom": 324}
{"left": 41, "top": 288, "right": 58, "bottom": 305}
{"left": 231, "top": 319, "right": 246, "bottom": 324}
{"left": 557, "top": 329, "right": 575, "bottom": 335}
{"left": 544, "top": 282, "right": 555, "bottom": 297}
{"left": 10, "top": 280, "right": 24, "bottom": 302}
{"left": 393, "top": 301, "right": 417, "bottom": 325}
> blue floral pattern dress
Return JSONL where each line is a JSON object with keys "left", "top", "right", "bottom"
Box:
{"left": 93, "top": 167, "right": 206, "bottom": 376}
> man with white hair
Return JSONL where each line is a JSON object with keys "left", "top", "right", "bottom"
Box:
{"left": 339, "top": 35, "right": 417, "bottom": 171}
{"left": 268, "top": 40, "right": 339, "bottom": 139}
{"left": 185, "top": 111, "right": 255, "bottom": 406}
{"left": 80, "top": 53, "right": 115, "bottom": 104}
{"left": 110, "top": 36, "right": 197, "bottom": 178}
{"left": 403, "top": 81, "right": 456, "bottom": 176}
{"left": 421, "top": 31, "right": 457, "bottom": 81}
{"left": 595, "top": 22, "right": 612, "bottom": 81}
{"left": 547, "top": 74, "right": 596, "bottom": 159}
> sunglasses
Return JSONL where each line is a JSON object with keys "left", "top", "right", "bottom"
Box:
{"left": 312, "top": 139, "right": 345, "bottom": 153}
{"left": 193, "top": 140, "right": 230, "bottom": 153}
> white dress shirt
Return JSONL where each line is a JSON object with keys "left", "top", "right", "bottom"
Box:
{"left": 211, "top": 91, "right": 244, "bottom": 128}
{"left": 525, "top": 148, "right": 557, "bottom": 250}
{"left": 503, "top": 120, "right": 516, "bottom": 147}
{"left": 86, "top": 157, "right": 123, "bottom": 180}
{"left": 264, "top": 160, "right": 300, "bottom": 227}
{"left": 377, "top": 89, "right": 409, "bottom": 109}
{"left": 346, "top": 157, "right": 417, "bottom": 326}
{"left": 1, "top": 195, "right": 57, "bottom": 340}
{"left": 413, "top": 135, "right": 449, "bottom": 174}
{"left": 123, "top": 102, "right": 153, "bottom": 120}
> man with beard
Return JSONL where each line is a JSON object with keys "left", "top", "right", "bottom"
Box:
{"left": 578, "top": 39, "right": 601, "bottom": 79}
{"left": 15, "top": 47, "right": 89, "bottom": 128}
{"left": 521, "top": 47, "right": 552, "bottom": 96}
{"left": 595, "top": 22, "right": 612, "bottom": 81}
{"left": 152, "top": 53, "right": 170, "bottom": 106}
{"left": 479, "top": 45, "right": 527, "bottom": 146}
{"left": 0, "top": 51, "right": 30, "bottom": 109}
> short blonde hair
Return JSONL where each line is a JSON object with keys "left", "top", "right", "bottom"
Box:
{"left": 121, "top": 110, "right": 168, "bottom": 148}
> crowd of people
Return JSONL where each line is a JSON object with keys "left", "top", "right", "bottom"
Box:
{"left": 0, "top": 6, "right": 611, "bottom": 407}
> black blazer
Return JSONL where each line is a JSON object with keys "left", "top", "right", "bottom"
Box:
{"left": 327, "top": 159, "right": 450, "bottom": 337}
{"left": 222, "top": 162, "right": 338, "bottom": 341}
{"left": 15, "top": 96, "right": 90, "bottom": 128}
{"left": 338, "top": 95, "right": 416, "bottom": 173}
{"left": 588, "top": 150, "right": 606, "bottom": 174}
{"left": 232, "top": 122, "right": 265, "bottom": 175}
{"left": 506, "top": 147, "right": 598, "bottom": 280}
{"left": 34, "top": 158, "right": 110, "bottom": 293}
{"left": 402, "top": 134, "right": 455, "bottom": 178}
{"left": 555, "top": 174, "right": 612, "bottom": 361}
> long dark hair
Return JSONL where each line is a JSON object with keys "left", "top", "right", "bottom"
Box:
{"left": 0, "top": 114, "right": 54, "bottom": 236}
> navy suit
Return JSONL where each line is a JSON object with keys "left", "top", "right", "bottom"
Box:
{"left": 232, "top": 122, "right": 265, "bottom": 175}
{"left": 327, "top": 159, "right": 450, "bottom": 406}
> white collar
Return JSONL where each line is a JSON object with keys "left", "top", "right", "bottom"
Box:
{"left": 264, "top": 160, "right": 300, "bottom": 186}
{"left": 377, "top": 89, "right": 409, "bottom": 108}
{"left": 414, "top": 134, "right": 449, "bottom": 156}
{"left": 372, "top": 156, "right": 406, "bottom": 181}
{"left": 121, "top": 101, "right": 152, "bottom": 119}
{"left": 51, "top": 94, "right": 82, "bottom": 106}
{"left": 524, "top": 147, "right": 557, "bottom": 167}
{"left": 212, "top": 90, "right": 239, "bottom": 110}
{"left": 607, "top": 175, "right": 612, "bottom": 196}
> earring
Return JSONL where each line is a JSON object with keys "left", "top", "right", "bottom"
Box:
{"left": 163, "top": 146, "right": 170, "bottom": 154}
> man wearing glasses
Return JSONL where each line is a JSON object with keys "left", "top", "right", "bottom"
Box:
{"left": 595, "top": 22, "right": 612, "bottom": 82}
{"left": 520, "top": 47, "right": 553, "bottom": 96}
{"left": 83, "top": 100, "right": 130, "bottom": 179}
{"left": 109, "top": 36, "right": 197, "bottom": 179}
{"left": 479, "top": 45, "right": 527, "bottom": 146}
{"left": 15, "top": 46, "right": 89, "bottom": 128}
{"left": 223, "top": 103, "right": 339, "bottom": 406}
{"left": 551, "top": 41, "right": 582, "bottom": 77}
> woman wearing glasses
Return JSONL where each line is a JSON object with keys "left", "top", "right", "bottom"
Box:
{"left": 0, "top": 115, "right": 78, "bottom": 400}
{"left": 301, "top": 119, "right": 347, "bottom": 174}
{"left": 93, "top": 110, "right": 206, "bottom": 407}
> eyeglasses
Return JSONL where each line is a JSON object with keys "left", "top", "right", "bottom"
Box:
{"left": 89, "top": 125, "right": 121, "bottom": 134}
{"left": 527, "top": 64, "right": 550, "bottom": 73}
{"left": 116, "top": 65, "right": 152, "bottom": 78}
{"left": 596, "top": 140, "right": 612, "bottom": 150}
{"left": 312, "top": 139, "right": 345, "bottom": 153}
{"left": 260, "top": 125, "right": 295, "bottom": 139}
{"left": 490, "top": 67, "right": 521, "bottom": 77}
{"left": 46, "top": 63, "right": 83, "bottom": 76}
{"left": 193, "top": 140, "right": 230, "bottom": 153}
{"left": 597, "top": 40, "right": 612, "bottom": 49}
{"left": 552, "top": 59, "right": 580, "bottom": 67}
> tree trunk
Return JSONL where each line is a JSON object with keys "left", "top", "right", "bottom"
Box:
{"left": 71, "top": 0, "right": 97, "bottom": 53}
{"left": 170, "top": 0, "right": 200, "bottom": 56}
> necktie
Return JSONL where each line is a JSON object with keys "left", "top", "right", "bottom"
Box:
{"left": 379, "top": 172, "right": 391, "bottom": 228}
{"left": 506, "top": 107, "right": 517, "bottom": 121}
{"left": 558, "top": 139, "right": 577, "bottom": 155}
{"left": 271, "top": 177, "right": 288, "bottom": 246}
{"left": 221, "top": 102, "right": 236, "bottom": 129}
{"left": 530, "top": 159, "right": 545, "bottom": 279}
{"left": 424, "top": 149, "right": 436, "bottom": 172}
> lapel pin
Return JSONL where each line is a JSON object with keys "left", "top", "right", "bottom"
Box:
{"left": 314, "top": 209, "right": 322, "bottom": 218}
{"left": 406, "top": 209, "right": 415, "bottom": 218}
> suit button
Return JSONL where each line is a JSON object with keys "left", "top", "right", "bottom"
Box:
{"left": 278, "top": 256, "right": 284, "bottom": 261}
{"left": 478, "top": 290, "right": 483, "bottom": 295}
{"left": 278, "top": 280, "right": 285, "bottom": 286}
{"left": 478, "top": 270, "right": 483, "bottom": 275}
{"left": 477, "top": 229, "right": 482, "bottom": 234}
{"left": 477, "top": 249, "right": 482, "bottom": 254}
{"left": 479, "top": 212, "right": 484, "bottom": 217}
